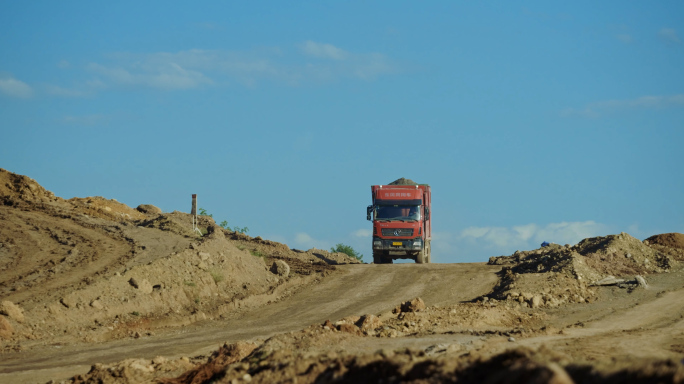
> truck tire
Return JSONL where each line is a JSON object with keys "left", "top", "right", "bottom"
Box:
{"left": 373, "top": 252, "right": 392, "bottom": 264}
{"left": 416, "top": 249, "right": 426, "bottom": 264}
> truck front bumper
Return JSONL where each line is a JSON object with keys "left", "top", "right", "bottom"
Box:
{"left": 372, "top": 237, "right": 423, "bottom": 251}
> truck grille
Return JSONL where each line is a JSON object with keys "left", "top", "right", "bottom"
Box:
{"left": 381, "top": 228, "right": 414, "bottom": 237}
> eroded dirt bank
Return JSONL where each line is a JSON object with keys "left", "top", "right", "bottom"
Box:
{"left": 2, "top": 168, "right": 684, "bottom": 383}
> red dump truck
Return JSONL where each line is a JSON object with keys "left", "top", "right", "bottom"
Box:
{"left": 367, "top": 179, "right": 431, "bottom": 264}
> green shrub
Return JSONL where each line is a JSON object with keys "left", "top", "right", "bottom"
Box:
{"left": 200, "top": 209, "right": 249, "bottom": 233}
{"left": 330, "top": 243, "right": 364, "bottom": 262}
{"left": 232, "top": 226, "right": 249, "bottom": 234}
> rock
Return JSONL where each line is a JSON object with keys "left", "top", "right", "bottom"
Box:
{"left": 129, "top": 359, "right": 154, "bottom": 373}
{"left": 357, "top": 314, "right": 382, "bottom": 332}
{"left": 60, "top": 296, "right": 76, "bottom": 309}
{"left": 90, "top": 300, "right": 104, "bottom": 310}
{"left": 322, "top": 319, "right": 335, "bottom": 330}
{"left": 522, "top": 362, "right": 572, "bottom": 384}
{"left": 270, "top": 260, "right": 290, "bottom": 278}
{"left": 129, "top": 278, "right": 153, "bottom": 294}
{"left": 0, "top": 316, "right": 13, "bottom": 339}
{"left": 530, "top": 295, "right": 543, "bottom": 308}
{"left": 0, "top": 301, "right": 25, "bottom": 323}
{"left": 635, "top": 275, "right": 648, "bottom": 288}
{"left": 508, "top": 337, "right": 516, "bottom": 342}
{"left": 136, "top": 204, "right": 162, "bottom": 214}
{"left": 199, "top": 252, "right": 211, "bottom": 261}
{"left": 401, "top": 297, "right": 426, "bottom": 313}
{"left": 337, "top": 323, "right": 361, "bottom": 335}
{"left": 591, "top": 276, "right": 626, "bottom": 286}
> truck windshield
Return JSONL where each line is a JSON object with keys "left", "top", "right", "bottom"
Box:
{"left": 375, "top": 205, "right": 421, "bottom": 221}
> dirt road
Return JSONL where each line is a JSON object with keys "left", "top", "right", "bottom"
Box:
{"left": 0, "top": 262, "right": 502, "bottom": 383}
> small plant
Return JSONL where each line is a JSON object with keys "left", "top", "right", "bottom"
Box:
{"left": 330, "top": 243, "right": 364, "bottom": 262}
{"left": 250, "top": 250, "right": 265, "bottom": 258}
{"left": 184, "top": 281, "right": 196, "bottom": 287}
{"left": 194, "top": 298, "right": 200, "bottom": 304}
{"left": 232, "top": 226, "right": 249, "bottom": 234}
{"left": 198, "top": 207, "right": 213, "bottom": 218}
{"left": 131, "top": 311, "right": 140, "bottom": 316}
{"left": 210, "top": 269, "right": 224, "bottom": 283}
{"left": 236, "top": 245, "right": 246, "bottom": 251}
{"left": 202, "top": 209, "right": 249, "bottom": 234}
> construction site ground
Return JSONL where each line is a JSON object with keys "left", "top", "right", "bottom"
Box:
{"left": 1, "top": 168, "right": 684, "bottom": 383}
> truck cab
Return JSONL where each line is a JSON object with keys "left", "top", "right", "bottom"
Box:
{"left": 367, "top": 180, "right": 431, "bottom": 264}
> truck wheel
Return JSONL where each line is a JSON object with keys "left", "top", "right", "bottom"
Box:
{"left": 416, "top": 250, "right": 426, "bottom": 264}
{"left": 373, "top": 252, "right": 391, "bottom": 264}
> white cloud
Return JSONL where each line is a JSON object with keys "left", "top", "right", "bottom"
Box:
{"left": 87, "top": 61, "right": 213, "bottom": 90}
{"left": 57, "top": 60, "right": 71, "bottom": 69}
{"left": 81, "top": 44, "right": 398, "bottom": 91}
{"left": 533, "top": 221, "right": 607, "bottom": 245}
{"left": 459, "top": 220, "right": 608, "bottom": 250}
{"left": 353, "top": 229, "right": 372, "bottom": 238}
{"left": 300, "top": 41, "right": 349, "bottom": 60}
{"left": 294, "top": 232, "right": 329, "bottom": 250}
{"left": 299, "top": 41, "right": 396, "bottom": 81}
{"left": 0, "top": 75, "right": 33, "bottom": 98}
{"left": 659, "top": 28, "right": 680, "bottom": 44}
{"left": 562, "top": 94, "right": 684, "bottom": 117}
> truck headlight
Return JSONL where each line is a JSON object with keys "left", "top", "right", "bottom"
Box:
{"left": 373, "top": 240, "right": 382, "bottom": 249}
{"left": 413, "top": 239, "right": 422, "bottom": 250}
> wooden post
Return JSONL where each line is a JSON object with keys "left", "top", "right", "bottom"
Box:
{"left": 191, "top": 194, "right": 202, "bottom": 236}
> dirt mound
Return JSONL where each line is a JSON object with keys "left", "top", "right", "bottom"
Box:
{"left": 388, "top": 177, "right": 419, "bottom": 185}
{"left": 158, "top": 345, "right": 684, "bottom": 384}
{"left": 132, "top": 297, "right": 553, "bottom": 384}
{"left": 646, "top": 233, "right": 684, "bottom": 250}
{"left": 73, "top": 301, "right": 684, "bottom": 384}
{"left": 575, "top": 232, "right": 676, "bottom": 275}
{"left": 139, "top": 211, "right": 211, "bottom": 237}
{"left": 0, "top": 169, "right": 360, "bottom": 349}
{"left": 71, "top": 355, "right": 198, "bottom": 384}
{"left": 486, "top": 232, "right": 680, "bottom": 308}
{"left": 68, "top": 196, "right": 147, "bottom": 221}
{"left": 0, "top": 168, "right": 59, "bottom": 206}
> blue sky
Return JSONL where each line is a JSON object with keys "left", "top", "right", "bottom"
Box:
{"left": 1, "top": 1, "right": 682, "bottom": 263}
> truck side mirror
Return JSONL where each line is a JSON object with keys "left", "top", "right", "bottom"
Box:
{"left": 366, "top": 205, "right": 373, "bottom": 221}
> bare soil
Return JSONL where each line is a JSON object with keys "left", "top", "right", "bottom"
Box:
{"left": 1, "top": 168, "right": 683, "bottom": 383}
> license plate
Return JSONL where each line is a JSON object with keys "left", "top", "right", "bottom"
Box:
{"left": 392, "top": 242, "right": 402, "bottom": 246}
